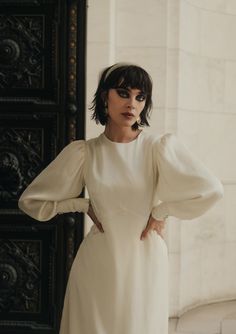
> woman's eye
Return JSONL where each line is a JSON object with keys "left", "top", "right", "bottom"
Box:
{"left": 116, "top": 89, "right": 129, "bottom": 98}
{"left": 115, "top": 89, "right": 146, "bottom": 101}
{"left": 136, "top": 94, "right": 146, "bottom": 102}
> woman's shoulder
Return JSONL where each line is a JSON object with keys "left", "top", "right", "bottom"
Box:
{"left": 141, "top": 131, "right": 176, "bottom": 146}
{"left": 49, "top": 140, "right": 87, "bottom": 167}
{"left": 81, "top": 131, "right": 177, "bottom": 148}
{"left": 84, "top": 133, "right": 103, "bottom": 147}
{"left": 61, "top": 139, "right": 86, "bottom": 153}
{"left": 62, "top": 135, "right": 100, "bottom": 151}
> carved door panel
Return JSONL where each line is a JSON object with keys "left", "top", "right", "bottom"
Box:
{"left": 0, "top": 1, "right": 86, "bottom": 333}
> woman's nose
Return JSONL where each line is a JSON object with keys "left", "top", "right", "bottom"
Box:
{"left": 127, "top": 96, "right": 136, "bottom": 109}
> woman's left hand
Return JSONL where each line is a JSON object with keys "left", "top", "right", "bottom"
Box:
{"left": 140, "top": 215, "right": 166, "bottom": 240}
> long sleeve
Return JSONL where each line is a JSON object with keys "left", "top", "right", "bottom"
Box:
{"left": 18, "top": 140, "right": 89, "bottom": 221}
{"left": 151, "top": 133, "right": 224, "bottom": 220}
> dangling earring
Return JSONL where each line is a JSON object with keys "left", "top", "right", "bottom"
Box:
{"left": 136, "top": 116, "right": 141, "bottom": 125}
{"left": 104, "top": 102, "right": 108, "bottom": 115}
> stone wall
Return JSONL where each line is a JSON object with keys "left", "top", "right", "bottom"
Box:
{"left": 85, "top": 0, "right": 236, "bottom": 317}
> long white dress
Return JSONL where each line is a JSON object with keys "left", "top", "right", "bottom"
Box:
{"left": 18, "top": 132, "right": 224, "bottom": 334}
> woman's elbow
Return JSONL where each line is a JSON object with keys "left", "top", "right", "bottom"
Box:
{"left": 210, "top": 180, "right": 224, "bottom": 203}
{"left": 18, "top": 197, "right": 29, "bottom": 215}
{"left": 18, "top": 198, "right": 36, "bottom": 220}
{"left": 18, "top": 198, "right": 55, "bottom": 222}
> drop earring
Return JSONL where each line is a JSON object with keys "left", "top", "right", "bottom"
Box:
{"left": 104, "top": 102, "right": 108, "bottom": 115}
{"left": 136, "top": 116, "right": 141, "bottom": 125}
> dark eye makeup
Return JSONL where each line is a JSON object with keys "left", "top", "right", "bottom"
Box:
{"left": 115, "top": 88, "right": 146, "bottom": 102}
{"left": 116, "top": 88, "right": 129, "bottom": 98}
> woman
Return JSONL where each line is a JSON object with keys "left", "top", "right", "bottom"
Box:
{"left": 18, "top": 63, "right": 224, "bottom": 334}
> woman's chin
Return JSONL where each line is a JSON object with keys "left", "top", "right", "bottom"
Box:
{"left": 120, "top": 119, "right": 137, "bottom": 127}
{"left": 107, "top": 118, "right": 137, "bottom": 128}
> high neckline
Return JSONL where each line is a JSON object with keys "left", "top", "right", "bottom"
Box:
{"left": 101, "top": 130, "right": 143, "bottom": 144}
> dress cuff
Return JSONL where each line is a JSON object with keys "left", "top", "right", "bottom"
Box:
{"left": 57, "top": 198, "right": 90, "bottom": 214}
{"left": 151, "top": 202, "right": 169, "bottom": 220}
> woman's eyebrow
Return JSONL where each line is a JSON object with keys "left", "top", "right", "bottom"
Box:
{"left": 117, "top": 87, "right": 146, "bottom": 94}
{"left": 134, "top": 89, "right": 146, "bottom": 95}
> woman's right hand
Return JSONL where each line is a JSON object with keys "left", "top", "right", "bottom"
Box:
{"left": 87, "top": 202, "right": 104, "bottom": 233}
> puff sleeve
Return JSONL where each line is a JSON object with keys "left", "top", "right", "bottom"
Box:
{"left": 18, "top": 140, "right": 89, "bottom": 222}
{"left": 151, "top": 133, "right": 224, "bottom": 220}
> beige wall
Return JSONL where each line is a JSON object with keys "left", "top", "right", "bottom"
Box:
{"left": 176, "top": 0, "right": 236, "bottom": 315}
{"left": 85, "top": 0, "right": 236, "bottom": 317}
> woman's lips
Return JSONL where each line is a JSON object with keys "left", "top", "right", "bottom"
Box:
{"left": 121, "top": 112, "right": 135, "bottom": 119}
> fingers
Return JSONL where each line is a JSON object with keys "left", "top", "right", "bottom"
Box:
{"left": 96, "top": 222, "right": 104, "bottom": 233}
{"left": 140, "top": 228, "right": 149, "bottom": 240}
{"left": 154, "top": 228, "right": 164, "bottom": 240}
{"left": 87, "top": 203, "right": 105, "bottom": 233}
{"left": 140, "top": 215, "right": 166, "bottom": 240}
{"left": 140, "top": 226, "right": 164, "bottom": 240}
{"left": 140, "top": 215, "right": 153, "bottom": 240}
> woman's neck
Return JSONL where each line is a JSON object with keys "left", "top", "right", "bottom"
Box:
{"left": 104, "top": 123, "right": 141, "bottom": 143}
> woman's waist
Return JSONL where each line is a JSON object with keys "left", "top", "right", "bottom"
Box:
{"left": 95, "top": 208, "right": 150, "bottom": 224}
{"left": 91, "top": 210, "right": 150, "bottom": 237}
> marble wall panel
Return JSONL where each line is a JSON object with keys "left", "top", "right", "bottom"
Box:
{"left": 167, "top": 218, "right": 181, "bottom": 253}
{"left": 184, "top": 0, "right": 236, "bottom": 15}
{"left": 179, "top": 247, "right": 202, "bottom": 310}
{"left": 179, "top": 0, "right": 201, "bottom": 54}
{"left": 178, "top": 51, "right": 225, "bottom": 113}
{"left": 201, "top": 242, "right": 236, "bottom": 301}
{"left": 225, "top": 60, "right": 236, "bottom": 113}
{"left": 225, "top": 0, "right": 236, "bottom": 14}
{"left": 168, "top": 252, "right": 181, "bottom": 315}
{"left": 224, "top": 184, "right": 236, "bottom": 242}
{"left": 87, "top": 0, "right": 111, "bottom": 43}
{"left": 166, "top": 108, "right": 178, "bottom": 134}
{"left": 167, "top": 0, "right": 180, "bottom": 49}
{"left": 178, "top": 110, "right": 236, "bottom": 180}
{"left": 200, "top": 9, "right": 236, "bottom": 59}
{"left": 166, "top": 49, "right": 179, "bottom": 109}
{"left": 222, "top": 242, "right": 236, "bottom": 297}
{"left": 86, "top": 43, "right": 111, "bottom": 93}
{"left": 116, "top": 0, "right": 166, "bottom": 48}
{"left": 147, "top": 107, "right": 166, "bottom": 135}
{"left": 181, "top": 203, "right": 225, "bottom": 253}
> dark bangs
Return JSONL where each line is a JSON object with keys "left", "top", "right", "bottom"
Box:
{"left": 90, "top": 64, "right": 153, "bottom": 130}
{"left": 103, "top": 65, "right": 152, "bottom": 96}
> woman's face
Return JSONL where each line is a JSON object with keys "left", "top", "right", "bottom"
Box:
{"left": 106, "top": 87, "right": 146, "bottom": 128}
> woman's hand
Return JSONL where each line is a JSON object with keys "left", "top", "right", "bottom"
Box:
{"left": 87, "top": 202, "right": 104, "bottom": 233}
{"left": 140, "top": 215, "right": 166, "bottom": 240}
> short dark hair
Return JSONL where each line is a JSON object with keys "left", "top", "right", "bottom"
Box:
{"left": 90, "top": 64, "right": 153, "bottom": 130}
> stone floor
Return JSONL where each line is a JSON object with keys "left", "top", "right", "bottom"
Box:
{"left": 169, "top": 300, "right": 236, "bottom": 334}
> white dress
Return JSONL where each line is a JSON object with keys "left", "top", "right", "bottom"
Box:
{"left": 18, "top": 132, "right": 224, "bottom": 334}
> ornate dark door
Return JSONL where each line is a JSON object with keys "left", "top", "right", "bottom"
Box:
{"left": 0, "top": 1, "right": 87, "bottom": 333}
